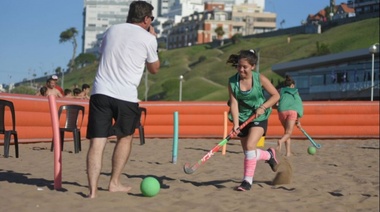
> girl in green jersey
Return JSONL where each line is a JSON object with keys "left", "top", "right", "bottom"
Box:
{"left": 276, "top": 75, "right": 303, "bottom": 156}
{"left": 227, "top": 49, "right": 280, "bottom": 191}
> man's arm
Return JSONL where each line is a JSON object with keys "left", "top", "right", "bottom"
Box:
{"left": 146, "top": 61, "right": 160, "bottom": 74}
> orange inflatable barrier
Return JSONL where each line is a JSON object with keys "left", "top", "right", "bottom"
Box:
{"left": 0, "top": 93, "right": 89, "bottom": 143}
{"left": 0, "top": 93, "right": 379, "bottom": 145}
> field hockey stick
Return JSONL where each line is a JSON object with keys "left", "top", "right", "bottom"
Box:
{"left": 298, "top": 126, "right": 322, "bottom": 149}
{"left": 183, "top": 113, "right": 256, "bottom": 174}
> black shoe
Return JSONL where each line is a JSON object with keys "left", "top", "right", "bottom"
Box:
{"left": 266, "top": 148, "right": 279, "bottom": 172}
{"left": 236, "top": 180, "right": 251, "bottom": 191}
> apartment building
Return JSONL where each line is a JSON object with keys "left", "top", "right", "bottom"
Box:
{"left": 231, "top": 3, "right": 276, "bottom": 35}
{"left": 82, "top": 0, "right": 270, "bottom": 53}
{"left": 166, "top": 3, "right": 276, "bottom": 49}
{"left": 82, "top": 0, "right": 157, "bottom": 55}
{"left": 347, "top": 0, "right": 379, "bottom": 15}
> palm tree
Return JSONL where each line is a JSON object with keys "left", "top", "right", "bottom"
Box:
{"left": 59, "top": 27, "right": 78, "bottom": 72}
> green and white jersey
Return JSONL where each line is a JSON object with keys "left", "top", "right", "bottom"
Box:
{"left": 228, "top": 71, "right": 271, "bottom": 122}
{"left": 278, "top": 87, "right": 303, "bottom": 118}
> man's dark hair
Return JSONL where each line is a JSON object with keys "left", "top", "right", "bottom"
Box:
{"left": 73, "top": 88, "right": 81, "bottom": 96}
{"left": 64, "top": 89, "right": 72, "bottom": 96}
{"left": 126, "top": 1, "right": 154, "bottom": 23}
{"left": 82, "top": 83, "right": 90, "bottom": 91}
{"left": 40, "top": 86, "right": 47, "bottom": 96}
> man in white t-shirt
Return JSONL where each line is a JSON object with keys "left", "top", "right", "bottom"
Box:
{"left": 86, "top": 0, "right": 160, "bottom": 198}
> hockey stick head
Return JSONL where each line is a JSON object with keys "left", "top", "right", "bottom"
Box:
{"left": 314, "top": 143, "right": 322, "bottom": 149}
{"left": 183, "top": 163, "right": 196, "bottom": 174}
{"left": 298, "top": 127, "right": 322, "bottom": 149}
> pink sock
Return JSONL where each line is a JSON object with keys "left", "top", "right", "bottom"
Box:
{"left": 244, "top": 158, "right": 257, "bottom": 184}
{"left": 257, "top": 149, "right": 270, "bottom": 161}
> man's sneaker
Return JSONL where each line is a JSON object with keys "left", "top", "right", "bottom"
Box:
{"left": 236, "top": 180, "right": 251, "bottom": 191}
{"left": 266, "top": 148, "right": 279, "bottom": 172}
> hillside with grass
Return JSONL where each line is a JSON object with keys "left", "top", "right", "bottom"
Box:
{"left": 53, "top": 17, "right": 380, "bottom": 101}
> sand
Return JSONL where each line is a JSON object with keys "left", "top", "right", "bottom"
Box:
{"left": 0, "top": 138, "right": 379, "bottom": 211}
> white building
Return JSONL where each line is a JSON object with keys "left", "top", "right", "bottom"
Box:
{"left": 82, "top": 0, "right": 267, "bottom": 54}
{"left": 162, "top": 0, "right": 265, "bottom": 23}
{"left": 82, "top": 0, "right": 158, "bottom": 55}
{"left": 0, "top": 84, "right": 5, "bottom": 93}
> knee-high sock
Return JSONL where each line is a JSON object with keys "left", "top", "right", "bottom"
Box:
{"left": 257, "top": 149, "right": 271, "bottom": 161}
{"left": 243, "top": 150, "right": 257, "bottom": 184}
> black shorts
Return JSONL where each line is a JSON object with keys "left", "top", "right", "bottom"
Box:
{"left": 238, "top": 119, "right": 268, "bottom": 138}
{"left": 86, "top": 94, "right": 140, "bottom": 139}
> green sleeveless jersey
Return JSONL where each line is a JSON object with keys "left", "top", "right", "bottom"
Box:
{"left": 228, "top": 71, "right": 271, "bottom": 122}
{"left": 278, "top": 87, "right": 303, "bottom": 118}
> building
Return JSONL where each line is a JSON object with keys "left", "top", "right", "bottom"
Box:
{"left": 307, "top": 9, "right": 328, "bottom": 24}
{"left": 82, "top": 0, "right": 272, "bottom": 53}
{"left": 231, "top": 3, "right": 276, "bottom": 35}
{"left": 272, "top": 45, "right": 380, "bottom": 101}
{"left": 0, "top": 84, "right": 5, "bottom": 93}
{"left": 347, "top": 0, "right": 379, "bottom": 15}
{"left": 334, "top": 3, "right": 356, "bottom": 19}
{"left": 82, "top": 0, "right": 157, "bottom": 55}
{"left": 307, "top": 3, "right": 355, "bottom": 24}
{"left": 157, "top": 0, "right": 174, "bottom": 16}
{"left": 166, "top": 3, "right": 276, "bottom": 49}
{"left": 307, "top": 0, "right": 379, "bottom": 24}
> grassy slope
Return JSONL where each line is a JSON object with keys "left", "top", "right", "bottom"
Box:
{"left": 62, "top": 18, "right": 379, "bottom": 101}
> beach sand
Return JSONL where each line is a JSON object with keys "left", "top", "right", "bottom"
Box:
{"left": 0, "top": 138, "right": 379, "bottom": 211}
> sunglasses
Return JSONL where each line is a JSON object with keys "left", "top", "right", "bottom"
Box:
{"left": 149, "top": 16, "right": 154, "bottom": 21}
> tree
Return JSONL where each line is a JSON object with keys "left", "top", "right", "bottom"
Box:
{"left": 214, "top": 26, "right": 225, "bottom": 46}
{"left": 75, "top": 53, "right": 97, "bottom": 68}
{"left": 59, "top": 27, "right": 78, "bottom": 72}
{"left": 55, "top": 67, "right": 62, "bottom": 75}
{"left": 231, "top": 33, "right": 242, "bottom": 44}
{"left": 11, "top": 85, "right": 36, "bottom": 95}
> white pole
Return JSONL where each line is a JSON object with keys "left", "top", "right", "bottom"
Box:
{"left": 179, "top": 75, "right": 183, "bottom": 102}
{"left": 369, "top": 44, "right": 378, "bottom": 101}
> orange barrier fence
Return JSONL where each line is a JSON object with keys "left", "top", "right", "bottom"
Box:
{"left": 0, "top": 93, "right": 379, "bottom": 144}
{"left": 0, "top": 93, "right": 89, "bottom": 143}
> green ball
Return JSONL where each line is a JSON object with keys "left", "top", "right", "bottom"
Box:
{"left": 140, "top": 177, "right": 160, "bottom": 197}
{"left": 308, "top": 146, "right": 317, "bottom": 155}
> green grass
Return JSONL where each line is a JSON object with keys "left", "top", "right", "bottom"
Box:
{"left": 32, "top": 17, "right": 380, "bottom": 101}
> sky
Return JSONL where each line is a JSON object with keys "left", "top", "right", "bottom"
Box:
{"left": 0, "top": 0, "right": 346, "bottom": 86}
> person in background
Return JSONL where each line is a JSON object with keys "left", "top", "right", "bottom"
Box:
{"left": 78, "top": 84, "right": 91, "bottom": 99}
{"left": 73, "top": 88, "right": 82, "bottom": 97}
{"left": 64, "top": 89, "right": 73, "bottom": 98}
{"left": 275, "top": 75, "right": 303, "bottom": 157}
{"left": 86, "top": 0, "right": 160, "bottom": 198}
{"left": 49, "top": 75, "right": 64, "bottom": 95}
{"left": 36, "top": 75, "right": 62, "bottom": 98}
{"left": 227, "top": 49, "right": 280, "bottom": 191}
{"left": 39, "top": 86, "right": 48, "bottom": 96}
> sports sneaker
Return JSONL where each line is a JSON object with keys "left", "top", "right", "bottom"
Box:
{"left": 236, "top": 180, "right": 251, "bottom": 191}
{"left": 266, "top": 148, "right": 279, "bottom": 172}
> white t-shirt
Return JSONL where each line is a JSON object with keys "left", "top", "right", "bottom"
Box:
{"left": 91, "top": 23, "right": 158, "bottom": 102}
